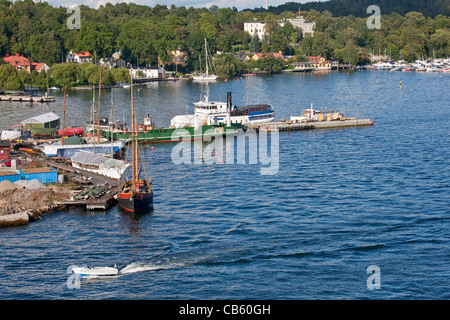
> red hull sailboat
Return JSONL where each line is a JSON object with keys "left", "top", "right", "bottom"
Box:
{"left": 117, "top": 69, "right": 153, "bottom": 212}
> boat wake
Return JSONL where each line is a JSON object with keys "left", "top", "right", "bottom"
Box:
{"left": 119, "top": 260, "right": 187, "bottom": 274}
{"left": 117, "top": 241, "right": 265, "bottom": 275}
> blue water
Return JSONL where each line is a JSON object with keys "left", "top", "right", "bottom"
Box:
{"left": 0, "top": 70, "right": 449, "bottom": 300}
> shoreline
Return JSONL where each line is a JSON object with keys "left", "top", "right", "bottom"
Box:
{"left": 0, "top": 182, "right": 73, "bottom": 227}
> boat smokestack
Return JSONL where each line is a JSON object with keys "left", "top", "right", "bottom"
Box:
{"left": 227, "top": 92, "right": 232, "bottom": 110}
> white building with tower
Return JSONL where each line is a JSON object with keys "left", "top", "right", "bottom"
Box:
{"left": 278, "top": 15, "right": 316, "bottom": 37}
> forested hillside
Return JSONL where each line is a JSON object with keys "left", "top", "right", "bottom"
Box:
{"left": 0, "top": 0, "right": 448, "bottom": 88}
{"left": 257, "top": 0, "right": 450, "bottom": 18}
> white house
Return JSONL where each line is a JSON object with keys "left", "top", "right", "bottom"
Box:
{"left": 278, "top": 15, "right": 315, "bottom": 37}
{"left": 66, "top": 50, "right": 92, "bottom": 63}
{"left": 244, "top": 19, "right": 266, "bottom": 40}
{"left": 245, "top": 15, "right": 315, "bottom": 40}
{"left": 131, "top": 67, "right": 164, "bottom": 79}
{"left": 31, "top": 62, "right": 49, "bottom": 73}
{"left": 99, "top": 50, "right": 127, "bottom": 69}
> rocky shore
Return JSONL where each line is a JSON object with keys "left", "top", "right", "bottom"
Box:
{"left": 0, "top": 180, "right": 73, "bottom": 226}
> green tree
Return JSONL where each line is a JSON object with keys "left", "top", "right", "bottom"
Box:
{"left": 51, "top": 63, "right": 77, "bottom": 88}
{"left": 111, "top": 67, "right": 130, "bottom": 83}
{"left": 215, "top": 53, "right": 246, "bottom": 77}
{"left": 0, "top": 64, "right": 18, "bottom": 89}
{"left": 310, "top": 32, "right": 334, "bottom": 59}
{"left": 26, "top": 31, "right": 61, "bottom": 65}
{"left": 342, "top": 41, "right": 359, "bottom": 65}
{"left": 5, "top": 74, "right": 21, "bottom": 90}
{"left": 257, "top": 55, "right": 284, "bottom": 73}
{"left": 250, "top": 35, "right": 261, "bottom": 53}
{"left": 17, "top": 68, "right": 31, "bottom": 86}
{"left": 400, "top": 27, "right": 426, "bottom": 61}
{"left": 76, "top": 22, "right": 115, "bottom": 60}
{"left": 429, "top": 28, "right": 450, "bottom": 57}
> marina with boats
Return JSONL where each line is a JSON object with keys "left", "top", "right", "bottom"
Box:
{"left": 368, "top": 57, "right": 450, "bottom": 73}
{"left": 0, "top": 86, "right": 56, "bottom": 103}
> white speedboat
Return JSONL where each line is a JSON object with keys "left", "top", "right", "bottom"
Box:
{"left": 72, "top": 265, "right": 119, "bottom": 277}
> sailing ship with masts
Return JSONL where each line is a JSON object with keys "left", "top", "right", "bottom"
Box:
{"left": 117, "top": 70, "right": 153, "bottom": 212}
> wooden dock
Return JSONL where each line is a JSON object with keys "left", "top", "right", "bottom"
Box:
{"left": 27, "top": 155, "right": 121, "bottom": 211}
{"left": 0, "top": 95, "right": 55, "bottom": 103}
{"left": 58, "top": 191, "right": 117, "bottom": 210}
{"left": 248, "top": 118, "right": 374, "bottom": 132}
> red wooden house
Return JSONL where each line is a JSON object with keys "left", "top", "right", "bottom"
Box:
{"left": 0, "top": 140, "right": 11, "bottom": 161}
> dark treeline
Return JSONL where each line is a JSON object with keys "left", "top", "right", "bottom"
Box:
{"left": 254, "top": 0, "right": 450, "bottom": 18}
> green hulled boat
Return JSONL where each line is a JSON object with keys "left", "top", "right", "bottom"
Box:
{"left": 94, "top": 123, "right": 241, "bottom": 143}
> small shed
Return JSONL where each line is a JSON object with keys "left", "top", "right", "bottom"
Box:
{"left": 21, "top": 112, "right": 60, "bottom": 130}
{"left": 0, "top": 140, "right": 11, "bottom": 161}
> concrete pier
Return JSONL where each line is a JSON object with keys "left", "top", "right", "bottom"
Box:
{"left": 248, "top": 117, "right": 373, "bottom": 132}
{"left": 0, "top": 212, "right": 29, "bottom": 227}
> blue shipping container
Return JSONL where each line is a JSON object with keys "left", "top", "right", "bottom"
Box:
{"left": 0, "top": 172, "right": 22, "bottom": 183}
{"left": 21, "top": 169, "right": 57, "bottom": 184}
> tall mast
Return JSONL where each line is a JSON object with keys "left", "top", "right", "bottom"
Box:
{"left": 130, "top": 68, "right": 136, "bottom": 191}
{"left": 134, "top": 117, "right": 139, "bottom": 190}
{"left": 97, "top": 68, "right": 102, "bottom": 143}
{"left": 62, "top": 87, "right": 66, "bottom": 145}
{"left": 205, "top": 38, "right": 209, "bottom": 76}
{"left": 246, "top": 75, "right": 250, "bottom": 107}
{"left": 130, "top": 68, "right": 134, "bottom": 134}
{"left": 110, "top": 87, "right": 114, "bottom": 157}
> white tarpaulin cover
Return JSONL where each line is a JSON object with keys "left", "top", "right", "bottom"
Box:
{"left": 71, "top": 151, "right": 130, "bottom": 179}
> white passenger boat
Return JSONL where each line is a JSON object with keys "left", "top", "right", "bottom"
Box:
{"left": 170, "top": 92, "right": 275, "bottom": 128}
{"left": 72, "top": 265, "right": 119, "bottom": 277}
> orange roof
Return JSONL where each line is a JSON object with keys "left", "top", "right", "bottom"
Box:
{"left": 31, "top": 63, "right": 45, "bottom": 70}
{"left": 3, "top": 53, "right": 30, "bottom": 67}
{"left": 255, "top": 52, "right": 284, "bottom": 59}
{"left": 76, "top": 52, "right": 91, "bottom": 57}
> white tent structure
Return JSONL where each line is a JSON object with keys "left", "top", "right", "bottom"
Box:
{"left": 71, "top": 151, "right": 130, "bottom": 180}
